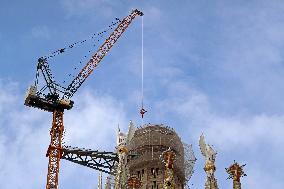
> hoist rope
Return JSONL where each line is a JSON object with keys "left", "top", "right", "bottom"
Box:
{"left": 41, "top": 19, "right": 121, "bottom": 60}
{"left": 140, "top": 15, "right": 147, "bottom": 124}
{"left": 38, "top": 19, "right": 121, "bottom": 89}
{"left": 141, "top": 16, "right": 144, "bottom": 109}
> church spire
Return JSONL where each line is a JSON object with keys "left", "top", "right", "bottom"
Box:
{"left": 199, "top": 134, "right": 219, "bottom": 189}
{"left": 226, "top": 161, "right": 246, "bottom": 189}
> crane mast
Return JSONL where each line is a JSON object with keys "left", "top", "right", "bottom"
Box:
{"left": 46, "top": 110, "right": 64, "bottom": 189}
{"left": 24, "top": 9, "right": 143, "bottom": 189}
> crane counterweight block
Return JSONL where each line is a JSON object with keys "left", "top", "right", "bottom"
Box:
{"left": 24, "top": 88, "right": 74, "bottom": 112}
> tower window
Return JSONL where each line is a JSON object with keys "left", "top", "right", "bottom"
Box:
{"left": 151, "top": 168, "right": 156, "bottom": 178}
{"left": 153, "top": 181, "right": 157, "bottom": 189}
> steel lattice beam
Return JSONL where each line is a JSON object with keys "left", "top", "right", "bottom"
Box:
{"left": 61, "top": 146, "right": 119, "bottom": 175}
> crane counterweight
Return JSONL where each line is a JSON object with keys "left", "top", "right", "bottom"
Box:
{"left": 24, "top": 85, "right": 74, "bottom": 112}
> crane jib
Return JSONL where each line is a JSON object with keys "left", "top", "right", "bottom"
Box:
{"left": 63, "top": 9, "right": 143, "bottom": 99}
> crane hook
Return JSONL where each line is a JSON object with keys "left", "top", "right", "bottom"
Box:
{"left": 140, "top": 107, "right": 147, "bottom": 118}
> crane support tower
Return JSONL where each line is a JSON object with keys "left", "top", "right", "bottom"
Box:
{"left": 24, "top": 9, "right": 143, "bottom": 189}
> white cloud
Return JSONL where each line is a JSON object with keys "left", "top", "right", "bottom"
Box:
{"left": 154, "top": 79, "right": 284, "bottom": 148}
{"left": 0, "top": 80, "right": 128, "bottom": 189}
{"left": 151, "top": 79, "right": 284, "bottom": 189}
{"left": 64, "top": 89, "right": 127, "bottom": 150}
{"left": 0, "top": 80, "right": 49, "bottom": 188}
{"left": 204, "top": 114, "right": 284, "bottom": 150}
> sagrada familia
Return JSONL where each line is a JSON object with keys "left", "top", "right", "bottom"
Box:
{"left": 96, "top": 122, "right": 246, "bottom": 189}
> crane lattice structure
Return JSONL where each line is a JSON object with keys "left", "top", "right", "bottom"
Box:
{"left": 24, "top": 9, "right": 143, "bottom": 189}
{"left": 61, "top": 146, "right": 119, "bottom": 174}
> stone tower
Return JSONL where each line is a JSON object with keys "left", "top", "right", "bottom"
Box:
{"left": 127, "top": 124, "right": 186, "bottom": 189}
{"left": 199, "top": 134, "right": 219, "bottom": 189}
{"left": 226, "top": 161, "right": 246, "bottom": 189}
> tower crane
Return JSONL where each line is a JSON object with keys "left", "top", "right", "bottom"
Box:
{"left": 24, "top": 9, "right": 143, "bottom": 189}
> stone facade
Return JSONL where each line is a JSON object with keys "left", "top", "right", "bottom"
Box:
{"left": 127, "top": 124, "right": 185, "bottom": 189}
{"left": 233, "top": 180, "right": 241, "bottom": 189}
{"left": 204, "top": 177, "right": 219, "bottom": 189}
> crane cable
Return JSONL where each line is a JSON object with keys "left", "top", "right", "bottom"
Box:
{"left": 140, "top": 16, "right": 147, "bottom": 121}
{"left": 40, "top": 19, "right": 121, "bottom": 60}
{"left": 35, "top": 19, "right": 121, "bottom": 91}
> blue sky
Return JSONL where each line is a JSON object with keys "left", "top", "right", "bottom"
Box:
{"left": 0, "top": 0, "right": 284, "bottom": 188}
